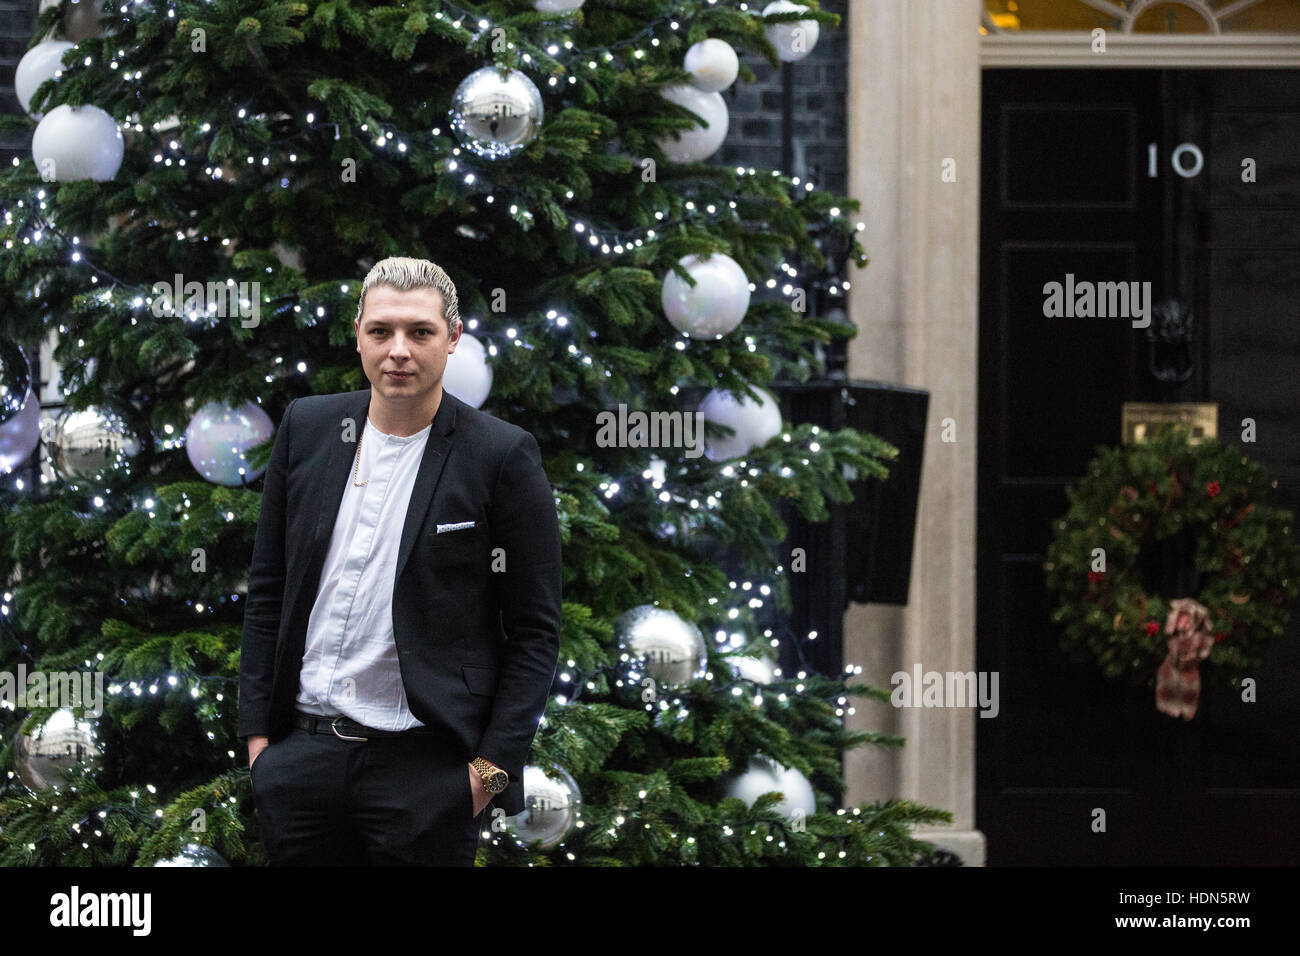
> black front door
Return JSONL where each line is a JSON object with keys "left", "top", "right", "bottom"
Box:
{"left": 978, "top": 69, "right": 1300, "bottom": 865}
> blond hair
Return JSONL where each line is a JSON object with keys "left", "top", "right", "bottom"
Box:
{"left": 354, "top": 256, "right": 461, "bottom": 336}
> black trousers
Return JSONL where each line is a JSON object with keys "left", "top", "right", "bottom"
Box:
{"left": 250, "top": 725, "right": 484, "bottom": 866}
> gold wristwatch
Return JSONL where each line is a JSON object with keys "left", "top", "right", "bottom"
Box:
{"left": 472, "top": 757, "right": 509, "bottom": 794}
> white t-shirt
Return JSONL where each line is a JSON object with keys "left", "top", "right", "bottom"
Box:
{"left": 296, "top": 416, "right": 433, "bottom": 730}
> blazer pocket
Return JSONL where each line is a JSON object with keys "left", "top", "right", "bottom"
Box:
{"left": 462, "top": 664, "right": 499, "bottom": 697}
{"left": 426, "top": 523, "right": 487, "bottom": 549}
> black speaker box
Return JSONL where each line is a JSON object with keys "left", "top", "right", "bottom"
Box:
{"left": 840, "top": 380, "right": 928, "bottom": 605}
{"left": 766, "top": 380, "right": 927, "bottom": 675}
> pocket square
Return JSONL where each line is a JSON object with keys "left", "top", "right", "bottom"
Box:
{"left": 436, "top": 521, "right": 477, "bottom": 534}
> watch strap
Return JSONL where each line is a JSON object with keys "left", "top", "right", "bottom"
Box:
{"left": 472, "top": 756, "right": 509, "bottom": 793}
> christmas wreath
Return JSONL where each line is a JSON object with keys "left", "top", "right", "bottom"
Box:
{"left": 1044, "top": 426, "right": 1300, "bottom": 719}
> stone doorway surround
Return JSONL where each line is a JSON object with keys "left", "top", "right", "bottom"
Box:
{"left": 843, "top": 0, "right": 1300, "bottom": 867}
{"left": 844, "top": 0, "right": 985, "bottom": 867}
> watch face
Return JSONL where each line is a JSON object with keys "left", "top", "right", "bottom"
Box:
{"left": 490, "top": 771, "right": 507, "bottom": 792}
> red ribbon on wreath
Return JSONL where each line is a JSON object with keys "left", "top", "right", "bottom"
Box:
{"left": 1154, "top": 598, "right": 1215, "bottom": 720}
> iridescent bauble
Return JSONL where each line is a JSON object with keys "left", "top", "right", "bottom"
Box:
{"left": 614, "top": 604, "right": 707, "bottom": 690}
{"left": 14, "top": 708, "right": 101, "bottom": 792}
{"left": 184, "top": 400, "right": 273, "bottom": 486}
{"left": 0, "top": 392, "right": 42, "bottom": 473}
{"left": 501, "top": 764, "right": 581, "bottom": 849}
{"left": 448, "top": 67, "right": 544, "bottom": 161}
{"left": 49, "top": 405, "right": 140, "bottom": 480}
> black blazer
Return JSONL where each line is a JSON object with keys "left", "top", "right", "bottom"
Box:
{"left": 237, "top": 387, "right": 562, "bottom": 817}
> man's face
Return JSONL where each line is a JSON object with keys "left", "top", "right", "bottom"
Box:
{"left": 355, "top": 285, "right": 459, "bottom": 401}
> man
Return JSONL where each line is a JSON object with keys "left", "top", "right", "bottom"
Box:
{"left": 237, "top": 256, "right": 562, "bottom": 865}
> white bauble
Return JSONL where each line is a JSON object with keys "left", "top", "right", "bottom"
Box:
{"left": 271, "top": 241, "right": 303, "bottom": 271}
{"left": 38, "top": 0, "right": 103, "bottom": 43}
{"left": 646, "top": 455, "right": 667, "bottom": 484}
{"left": 655, "top": 84, "right": 729, "bottom": 163}
{"left": 763, "top": 0, "right": 820, "bottom": 63}
{"left": 533, "top": 0, "right": 584, "bottom": 11}
{"left": 685, "top": 39, "right": 739, "bottom": 93}
{"left": 698, "top": 386, "right": 783, "bottom": 461}
{"left": 32, "top": 104, "right": 124, "bottom": 182}
{"left": 728, "top": 654, "right": 777, "bottom": 685}
{"left": 15, "top": 41, "right": 74, "bottom": 119}
{"left": 184, "top": 400, "right": 274, "bottom": 486}
{"left": 724, "top": 754, "right": 816, "bottom": 818}
{"left": 661, "top": 252, "right": 750, "bottom": 339}
{"left": 442, "top": 331, "right": 492, "bottom": 408}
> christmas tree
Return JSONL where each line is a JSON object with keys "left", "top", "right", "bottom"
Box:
{"left": 0, "top": 0, "right": 951, "bottom": 865}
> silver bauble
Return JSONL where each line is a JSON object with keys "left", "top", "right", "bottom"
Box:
{"left": 14, "top": 708, "right": 101, "bottom": 792}
{"left": 614, "top": 604, "right": 707, "bottom": 690}
{"left": 49, "top": 405, "right": 140, "bottom": 480}
{"left": 153, "top": 844, "right": 230, "bottom": 867}
{"left": 0, "top": 337, "right": 33, "bottom": 425}
{"left": 448, "top": 67, "right": 544, "bottom": 161}
{"left": 501, "top": 764, "right": 581, "bottom": 849}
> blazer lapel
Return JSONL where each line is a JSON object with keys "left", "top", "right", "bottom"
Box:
{"left": 309, "top": 390, "right": 372, "bottom": 559}
{"left": 395, "top": 393, "right": 457, "bottom": 579}
{"left": 307, "top": 387, "right": 459, "bottom": 583}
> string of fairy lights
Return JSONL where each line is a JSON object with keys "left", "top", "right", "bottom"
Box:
{"left": 1, "top": 0, "right": 887, "bottom": 861}
{"left": 25, "top": 0, "right": 860, "bottom": 276}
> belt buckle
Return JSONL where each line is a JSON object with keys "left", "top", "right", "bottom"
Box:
{"left": 331, "top": 715, "right": 368, "bottom": 741}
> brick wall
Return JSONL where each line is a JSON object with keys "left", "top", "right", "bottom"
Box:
{"left": 718, "top": 0, "right": 848, "bottom": 196}
{"left": 0, "top": 0, "right": 36, "bottom": 167}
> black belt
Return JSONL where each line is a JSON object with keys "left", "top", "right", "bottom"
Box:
{"left": 293, "top": 710, "right": 436, "bottom": 741}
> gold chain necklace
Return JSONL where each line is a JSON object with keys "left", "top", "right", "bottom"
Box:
{"left": 352, "top": 426, "right": 368, "bottom": 486}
